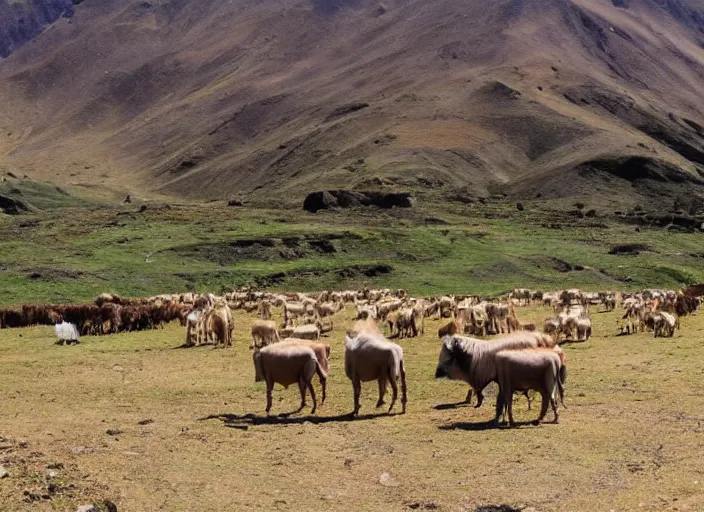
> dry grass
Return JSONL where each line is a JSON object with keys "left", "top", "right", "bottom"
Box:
{"left": 1, "top": 305, "right": 703, "bottom": 511}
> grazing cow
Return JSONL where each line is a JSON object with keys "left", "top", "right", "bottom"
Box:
{"left": 494, "top": 348, "right": 565, "bottom": 427}
{"left": 292, "top": 323, "right": 321, "bottom": 341}
{"left": 55, "top": 321, "right": 80, "bottom": 345}
{"left": 185, "top": 310, "right": 203, "bottom": 346}
{"left": 344, "top": 329, "right": 407, "bottom": 416}
{"left": 434, "top": 332, "right": 554, "bottom": 407}
{"left": 438, "top": 319, "right": 464, "bottom": 339}
{"left": 208, "top": 306, "right": 232, "bottom": 348}
{"left": 280, "top": 338, "right": 331, "bottom": 381}
{"left": 253, "top": 344, "right": 325, "bottom": 415}
{"left": 576, "top": 318, "right": 592, "bottom": 341}
{"left": 250, "top": 320, "right": 281, "bottom": 348}
{"left": 395, "top": 308, "right": 419, "bottom": 338}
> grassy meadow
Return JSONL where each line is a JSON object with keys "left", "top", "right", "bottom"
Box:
{"left": 1, "top": 306, "right": 703, "bottom": 511}
{"left": 0, "top": 188, "right": 702, "bottom": 306}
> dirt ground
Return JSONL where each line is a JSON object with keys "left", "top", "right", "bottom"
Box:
{"left": 1, "top": 305, "right": 703, "bottom": 511}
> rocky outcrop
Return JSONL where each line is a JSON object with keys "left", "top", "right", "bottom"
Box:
{"left": 303, "top": 190, "right": 414, "bottom": 213}
{"left": 0, "top": 194, "right": 29, "bottom": 214}
{"left": 0, "top": 0, "right": 77, "bottom": 58}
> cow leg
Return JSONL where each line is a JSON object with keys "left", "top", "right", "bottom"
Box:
{"left": 474, "top": 388, "right": 485, "bottom": 408}
{"left": 494, "top": 393, "right": 505, "bottom": 425}
{"left": 352, "top": 378, "right": 362, "bottom": 417}
{"left": 376, "top": 374, "right": 388, "bottom": 408}
{"left": 307, "top": 380, "right": 317, "bottom": 414}
{"left": 464, "top": 388, "right": 473, "bottom": 404}
{"left": 524, "top": 390, "right": 532, "bottom": 410}
{"left": 535, "top": 391, "right": 550, "bottom": 425}
{"left": 506, "top": 390, "right": 517, "bottom": 427}
{"left": 265, "top": 383, "right": 273, "bottom": 416}
{"left": 550, "top": 395, "right": 559, "bottom": 424}
{"left": 296, "top": 377, "right": 307, "bottom": 413}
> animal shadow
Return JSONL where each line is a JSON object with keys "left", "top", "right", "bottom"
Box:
{"left": 433, "top": 401, "right": 471, "bottom": 411}
{"left": 200, "top": 411, "right": 393, "bottom": 427}
{"left": 438, "top": 420, "right": 537, "bottom": 431}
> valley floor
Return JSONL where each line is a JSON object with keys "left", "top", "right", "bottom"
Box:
{"left": 1, "top": 306, "right": 703, "bottom": 511}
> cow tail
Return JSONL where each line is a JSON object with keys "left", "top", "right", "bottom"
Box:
{"left": 399, "top": 357, "right": 408, "bottom": 411}
{"left": 315, "top": 359, "right": 327, "bottom": 405}
{"left": 557, "top": 364, "right": 567, "bottom": 409}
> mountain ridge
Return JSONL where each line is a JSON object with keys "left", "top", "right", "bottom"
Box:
{"left": 0, "top": 0, "right": 703, "bottom": 207}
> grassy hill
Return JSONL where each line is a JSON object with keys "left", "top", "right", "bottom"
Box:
{"left": 0, "top": 193, "right": 701, "bottom": 306}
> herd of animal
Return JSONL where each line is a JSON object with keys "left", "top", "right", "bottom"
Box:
{"left": 2, "top": 285, "right": 700, "bottom": 426}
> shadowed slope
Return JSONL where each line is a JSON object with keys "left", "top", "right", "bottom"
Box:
{"left": 0, "top": 0, "right": 703, "bottom": 206}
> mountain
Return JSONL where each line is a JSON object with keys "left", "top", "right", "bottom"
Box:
{"left": 0, "top": 0, "right": 704, "bottom": 207}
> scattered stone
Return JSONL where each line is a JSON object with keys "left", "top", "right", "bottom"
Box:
{"left": 45, "top": 469, "right": 58, "bottom": 479}
{"left": 102, "top": 500, "right": 118, "bottom": 512}
{"left": 123, "top": 194, "right": 132, "bottom": 204}
{"left": 112, "top": 365, "right": 124, "bottom": 372}
{"left": 23, "top": 490, "right": 43, "bottom": 502}
{"left": 379, "top": 472, "right": 399, "bottom": 487}
{"left": 76, "top": 505, "right": 96, "bottom": 512}
{"left": 71, "top": 446, "right": 92, "bottom": 454}
{"left": 0, "top": 466, "right": 8, "bottom": 478}
{"left": 137, "top": 419, "right": 154, "bottom": 426}
{"left": 47, "top": 462, "right": 64, "bottom": 470}
{"left": 407, "top": 501, "right": 440, "bottom": 510}
{"left": 343, "top": 458, "right": 353, "bottom": 468}
{"left": 106, "top": 429, "right": 121, "bottom": 436}
{"left": 18, "top": 440, "right": 28, "bottom": 448}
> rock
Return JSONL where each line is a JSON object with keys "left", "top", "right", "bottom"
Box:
{"left": 0, "top": 466, "right": 8, "bottom": 478}
{"left": 227, "top": 199, "right": 243, "bottom": 207}
{"left": 122, "top": 194, "right": 132, "bottom": 203}
{"left": 137, "top": 419, "right": 154, "bottom": 426}
{"left": 76, "top": 505, "right": 96, "bottom": 512}
{"left": 18, "top": 440, "right": 28, "bottom": 448}
{"left": 47, "top": 462, "right": 64, "bottom": 470}
{"left": 102, "top": 500, "right": 118, "bottom": 512}
{"left": 0, "top": 194, "right": 29, "bottom": 215}
{"left": 379, "top": 472, "right": 398, "bottom": 487}
{"left": 45, "top": 469, "right": 58, "bottom": 479}
{"left": 106, "top": 429, "right": 121, "bottom": 436}
{"left": 303, "top": 190, "right": 414, "bottom": 213}
{"left": 71, "top": 446, "right": 92, "bottom": 454}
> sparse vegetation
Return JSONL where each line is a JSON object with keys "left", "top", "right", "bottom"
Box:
{"left": 1, "top": 306, "right": 703, "bottom": 510}
{"left": 0, "top": 198, "right": 702, "bottom": 306}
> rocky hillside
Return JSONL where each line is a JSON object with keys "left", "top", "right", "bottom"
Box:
{"left": 0, "top": 0, "right": 703, "bottom": 207}
{"left": 0, "top": 0, "right": 78, "bottom": 58}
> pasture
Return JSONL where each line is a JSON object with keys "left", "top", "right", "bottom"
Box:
{"left": 1, "top": 305, "right": 703, "bottom": 511}
{"left": 0, "top": 198, "right": 703, "bottom": 307}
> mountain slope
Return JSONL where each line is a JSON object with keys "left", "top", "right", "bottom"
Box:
{"left": 0, "top": 0, "right": 703, "bottom": 206}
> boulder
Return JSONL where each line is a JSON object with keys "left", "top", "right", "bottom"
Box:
{"left": 0, "top": 194, "right": 29, "bottom": 215}
{"left": 303, "top": 190, "right": 414, "bottom": 213}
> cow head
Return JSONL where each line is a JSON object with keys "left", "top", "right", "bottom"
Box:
{"left": 435, "top": 336, "right": 473, "bottom": 381}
